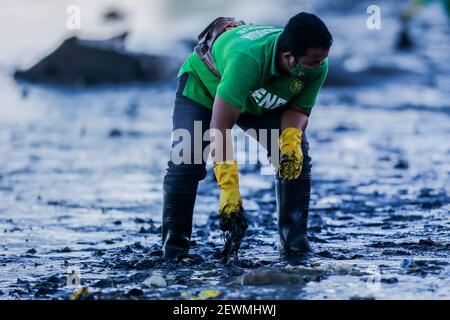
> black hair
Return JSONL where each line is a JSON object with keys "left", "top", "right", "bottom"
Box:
{"left": 278, "top": 12, "right": 333, "bottom": 58}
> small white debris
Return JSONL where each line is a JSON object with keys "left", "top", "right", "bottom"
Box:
{"left": 144, "top": 272, "right": 166, "bottom": 287}
{"left": 165, "top": 274, "right": 176, "bottom": 281}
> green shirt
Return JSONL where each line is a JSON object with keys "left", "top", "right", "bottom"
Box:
{"left": 177, "top": 25, "right": 328, "bottom": 116}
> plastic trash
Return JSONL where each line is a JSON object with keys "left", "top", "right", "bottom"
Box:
{"left": 144, "top": 272, "right": 167, "bottom": 287}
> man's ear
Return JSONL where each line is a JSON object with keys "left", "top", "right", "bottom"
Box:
{"left": 282, "top": 51, "right": 295, "bottom": 68}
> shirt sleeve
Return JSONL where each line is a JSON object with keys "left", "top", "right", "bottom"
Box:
{"left": 292, "top": 59, "right": 328, "bottom": 110}
{"left": 216, "top": 52, "right": 260, "bottom": 112}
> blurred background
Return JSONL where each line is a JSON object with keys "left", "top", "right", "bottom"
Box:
{"left": 0, "top": 0, "right": 449, "bottom": 300}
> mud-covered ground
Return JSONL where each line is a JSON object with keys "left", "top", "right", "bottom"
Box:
{"left": 0, "top": 0, "right": 449, "bottom": 299}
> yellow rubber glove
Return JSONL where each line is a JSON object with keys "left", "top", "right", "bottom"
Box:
{"left": 279, "top": 127, "right": 304, "bottom": 180}
{"left": 213, "top": 160, "right": 242, "bottom": 218}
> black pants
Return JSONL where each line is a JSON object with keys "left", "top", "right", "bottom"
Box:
{"left": 163, "top": 73, "right": 312, "bottom": 194}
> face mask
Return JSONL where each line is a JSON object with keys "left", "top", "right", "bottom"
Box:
{"left": 290, "top": 60, "right": 325, "bottom": 79}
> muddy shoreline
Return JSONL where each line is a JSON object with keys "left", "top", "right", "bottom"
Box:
{"left": 0, "top": 0, "right": 449, "bottom": 300}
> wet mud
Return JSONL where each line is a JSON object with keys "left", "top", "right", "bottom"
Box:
{"left": 0, "top": 0, "right": 449, "bottom": 300}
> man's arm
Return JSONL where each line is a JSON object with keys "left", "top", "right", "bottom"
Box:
{"left": 210, "top": 52, "right": 258, "bottom": 225}
{"left": 210, "top": 96, "right": 243, "bottom": 225}
{"left": 209, "top": 52, "right": 258, "bottom": 260}
{"left": 210, "top": 96, "right": 240, "bottom": 163}
{"left": 281, "top": 105, "right": 310, "bottom": 132}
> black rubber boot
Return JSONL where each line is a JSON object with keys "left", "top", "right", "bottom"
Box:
{"left": 275, "top": 174, "right": 312, "bottom": 253}
{"left": 161, "top": 185, "right": 197, "bottom": 259}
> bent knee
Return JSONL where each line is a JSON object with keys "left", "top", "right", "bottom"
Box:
{"left": 164, "top": 162, "right": 207, "bottom": 191}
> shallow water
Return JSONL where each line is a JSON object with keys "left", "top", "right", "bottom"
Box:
{"left": 0, "top": 0, "right": 449, "bottom": 300}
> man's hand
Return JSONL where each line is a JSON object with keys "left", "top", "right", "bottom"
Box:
{"left": 213, "top": 160, "right": 243, "bottom": 218}
{"left": 279, "top": 106, "right": 309, "bottom": 180}
{"left": 214, "top": 160, "right": 248, "bottom": 262}
{"left": 279, "top": 127, "right": 304, "bottom": 180}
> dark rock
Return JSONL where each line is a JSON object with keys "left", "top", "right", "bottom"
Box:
{"left": 26, "top": 248, "right": 37, "bottom": 254}
{"left": 181, "top": 254, "right": 205, "bottom": 266}
{"left": 419, "top": 238, "right": 437, "bottom": 246}
{"left": 418, "top": 188, "right": 434, "bottom": 197}
{"left": 127, "top": 288, "right": 144, "bottom": 297}
{"left": 333, "top": 123, "right": 358, "bottom": 132}
{"left": 368, "top": 241, "right": 396, "bottom": 248}
{"left": 60, "top": 247, "right": 72, "bottom": 253}
{"left": 421, "top": 200, "right": 443, "bottom": 209}
{"left": 196, "top": 229, "right": 207, "bottom": 237}
{"left": 384, "top": 214, "right": 422, "bottom": 222}
{"left": 93, "top": 249, "right": 105, "bottom": 257}
{"left": 235, "top": 259, "right": 263, "bottom": 269}
{"left": 308, "top": 226, "right": 323, "bottom": 233}
{"left": 381, "top": 277, "right": 398, "bottom": 284}
{"left": 47, "top": 200, "right": 64, "bottom": 206}
{"left": 139, "top": 225, "right": 159, "bottom": 234}
{"left": 133, "top": 258, "right": 159, "bottom": 269}
{"left": 110, "top": 259, "right": 133, "bottom": 269}
{"left": 34, "top": 275, "right": 63, "bottom": 297}
{"left": 108, "top": 129, "right": 122, "bottom": 138}
{"left": 382, "top": 249, "right": 412, "bottom": 256}
{"left": 35, "top": 287, "right": 57, "bottom": 296}
{"left": 121, "top": 245, "right": 133, "bottom": 254}
{"left": 14, "top": 33, "right": 179, "bottom": 86}
{"left": 134, "top": 217, "right": 149, "bottom": 224}
{"left": 131, "top": 242, "right": 144, "bottom": 250}
{"left": 308, "top": 235, "right": 328, "bottom": 243}
{"left": 405, "top": 260, "right": 447, "bottom": 276}
{"left": 103, "top": 8, "right": 126, "bottom": 22}
{"left": 17, "top": 278, "right": 30, "bottom": 285}
{"left": 149, "top": 248, "right": 163, "bottom": 257}
{"left": 108, "top": 128, "right": 143, "bottom": 138}
{"left": 394, "top": 159, "right": 409, "bottom": 169}
{"left": 93, "top": 277, "right": 114, "bottom": 288}
{"left": 317, "top": 250, "right": 333, "bottom": 258}
{"left": 109, "top": 128, "right": 123, "bottom": 137}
